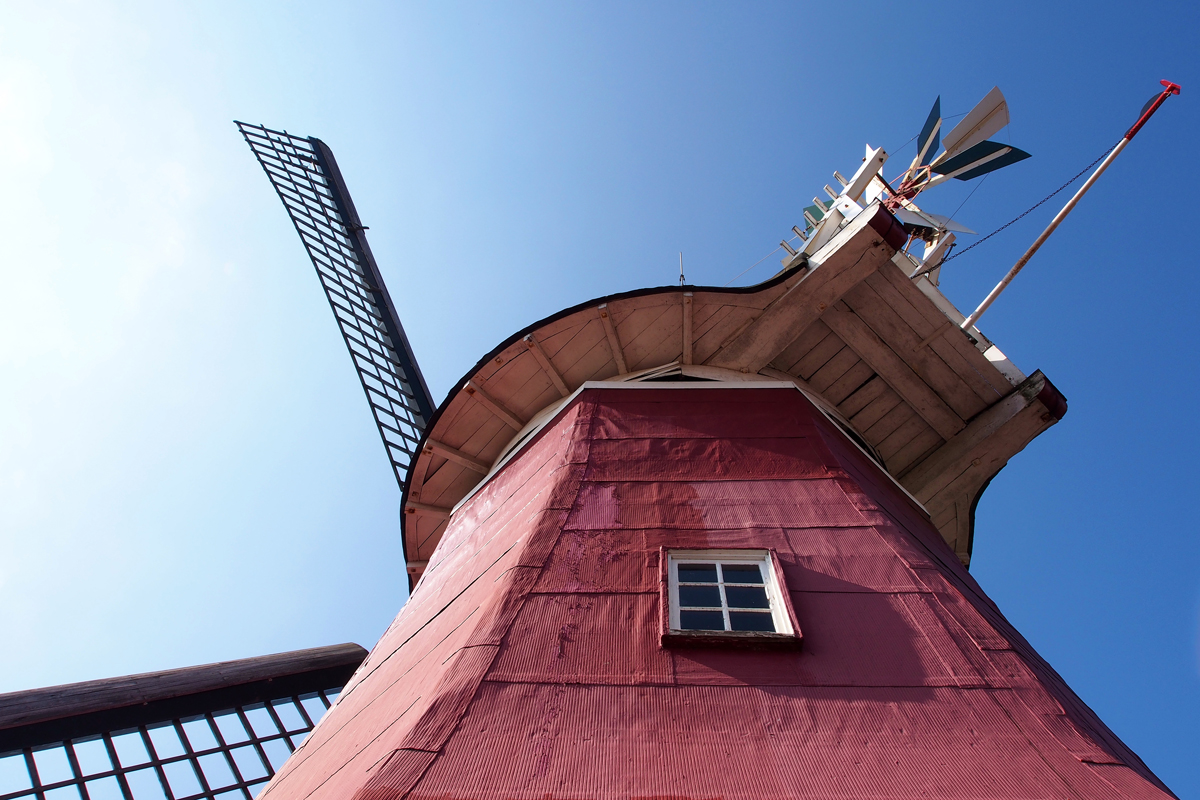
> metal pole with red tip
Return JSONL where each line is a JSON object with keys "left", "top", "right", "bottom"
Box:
{"left": 960, "top": 80, "right": 1182, "bottom": 332}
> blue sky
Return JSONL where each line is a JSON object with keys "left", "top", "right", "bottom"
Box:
{"left": 1, "top": 1, "right": 1196, "bottom": 794}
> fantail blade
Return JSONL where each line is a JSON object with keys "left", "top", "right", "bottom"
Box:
{"left": 917, "top": 97, "right": 942, "bottom": 167}
{"left": 936, "top": 87, "right": 1010, "bottom": 164}
{"left": 932, "top": 140, "right": 1031, "bottom": 181}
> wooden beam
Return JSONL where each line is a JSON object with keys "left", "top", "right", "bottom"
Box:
{"left": 822, "top": 304, "right": 964, "bottom": 440}
{"left": 524, "top": 334, "right": 570, "bottom": 397}
{"left": 407, "top": 448, "right": 433, "bottom": 503}
{"left": 871, "top": 262, "right": 1013, "bottom": 399}
{"left": 901, "top": 372, "right": 1053, "bottom": 502}
{"left": 953, "top": 495, "right": 972, "bottom": 564}
{"left": 682, "top": 293, "right": 694, "bottom": 365}
{"left": 464, "top": 380, "right": 526, "bottom": 431}
{"left": 0, "top": 644, "right": 367, "bottom": 752}
{"left": 706, "top": 208, "right": 894, "bottom": 373}
{"left": 598, "top": 304, "right": 628, "bottom": 374}
{"left": 913, "top": 320, "right": 953, "bottom": 352}
{"left": 405, "top": 501, "right": 451, "bottom": 519}
{"left": 424, "top": 440, "right": 491, "bottom": 475}
{"left": 841, "top": 281, "right": 984, "bottom": 419}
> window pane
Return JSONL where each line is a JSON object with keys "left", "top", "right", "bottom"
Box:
{"left": 680, "top": 610, "right": 725, "bottom": 631}
{"left": 43, "top": 786, "right": 81, "bottom": 800}
{"left": 678, "top": 584, "right": 721, "bottom": 608}
{"left": 677, "top": 564, "right": 717, "bottom": 583}
{"left": 724, "top": 585, "right": 769, "bottom": 609}
{"left": 721, "top": 564, "right": 763, "bottom": 583}
{"left": 729, "top": 611, "right": 775, "bottom": 632}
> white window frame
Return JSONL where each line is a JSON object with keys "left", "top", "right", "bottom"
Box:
{"left": 666, "top": 549, "right": 794, "bottom": 636}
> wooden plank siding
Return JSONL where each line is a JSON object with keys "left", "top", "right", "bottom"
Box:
{"left": 823, "top": 360, "right": 876, "bottom": 406}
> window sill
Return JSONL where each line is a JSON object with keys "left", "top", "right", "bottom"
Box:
{"left": 661, "top": 630, "right": 803, "bottom": 651}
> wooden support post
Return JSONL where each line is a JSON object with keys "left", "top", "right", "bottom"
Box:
{"left": 682, "top": 293, "right": 694, "bottom": 365}
{"left": 405, "top": 501, "right": 451, "bottom": 520}
{"left": 424, "top": 440, "right": 491, "bottom": 475}
{"left": 900, "top": 372, "right": 1051, "bottom": 501}
{"left": 524, "top": 334, "right": 570, "bottom": 397}
{"left": 407, "top": 448, "right": 432, "bottom": 503}
{"left": 953, "top": 496, "right": 972, "bottom": 565}
{"left": 598, "top": 304, "right": 628, "bottom": 374}
{"left": 464, "top": 380, "right": 526, "bottom": 431}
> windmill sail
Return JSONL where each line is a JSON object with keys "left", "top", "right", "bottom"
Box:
{"left": 236, "top": 122, "right": 434, "bottom": 489}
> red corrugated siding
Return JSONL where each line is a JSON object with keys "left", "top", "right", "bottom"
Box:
{"left": 261, "top": 387, "right": 1174, "bottom": 800}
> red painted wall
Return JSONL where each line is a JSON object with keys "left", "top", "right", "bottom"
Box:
{"left": 260, "top": 386, "right": 1173, "bottom": 800}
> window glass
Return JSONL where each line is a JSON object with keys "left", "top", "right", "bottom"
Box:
{"left": 669, "top": 551, "right": 789, "bottom": 635}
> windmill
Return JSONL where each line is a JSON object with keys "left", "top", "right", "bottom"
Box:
{"left": 232, "top": 85, "right": 1179, "bottom": 800}
{"left": 236, "top": 123, "right": 435, "bottom": 588}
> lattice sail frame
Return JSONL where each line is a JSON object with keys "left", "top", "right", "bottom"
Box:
{"left": 0, "top": 690, "right": 340, "bottom": 800}
{"left": 236, "top": 123, "right": 434, "bottom": 487}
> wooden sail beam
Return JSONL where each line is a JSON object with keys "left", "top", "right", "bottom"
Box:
{"left": 0, "top": 644, "right": 366, "bottom": 755}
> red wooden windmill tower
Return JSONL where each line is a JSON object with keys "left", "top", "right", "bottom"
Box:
{"left": 234, "top": 82, "right": 1180, "bottom": 800}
